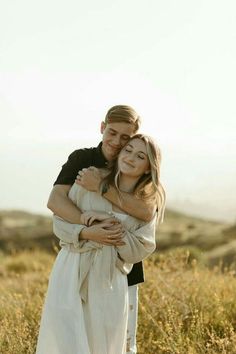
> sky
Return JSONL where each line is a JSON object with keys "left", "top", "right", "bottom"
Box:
{"left": 1, "top": 0, "right": 236, "bottom": 223}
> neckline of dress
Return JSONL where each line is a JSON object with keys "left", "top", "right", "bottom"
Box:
{"left": 112, "top": 211, "right": 128, "bottom": 219}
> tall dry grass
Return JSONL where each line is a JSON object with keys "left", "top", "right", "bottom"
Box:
{"left": 138, "top": 249, "right": 236, "bottom": 353}
{"left": 1, "top": 249, "right": 236, "bottom": 353}
{"left": 0, "top": 251, "right": 53, "bottom": 354}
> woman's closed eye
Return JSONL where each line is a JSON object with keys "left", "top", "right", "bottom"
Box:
{"left": 124, "top": 148, "right": 132, "bottom": 153}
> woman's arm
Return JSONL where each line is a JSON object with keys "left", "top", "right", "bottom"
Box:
{"left": 76, "top": 167, "right": 156, "bottom": 222}
{"left": 116, "top": 215, "right": 157, "bottom": 264}
{"left": 52, "top": 184, "right": 124, "bottom": 246}
{"left": 53, "top": 215, "right": 86, "bottom": 248}
{"left": 53, "top": 213, "right": 125, "bottom": 247}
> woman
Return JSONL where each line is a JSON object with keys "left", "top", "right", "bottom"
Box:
{"left": 36, "top": 134, "right": 165, "bottom": 354}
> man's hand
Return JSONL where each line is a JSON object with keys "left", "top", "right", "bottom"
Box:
{"left": 76, "top": 166, "right": 102, "bottom": 192}
{"left": 80, "top": 220, "right": 125, "bottom": 246}
{"left": 81, "top": 211, "right": 119, "bottom": 226}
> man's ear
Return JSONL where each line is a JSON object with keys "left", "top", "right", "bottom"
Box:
{"left": 100, "top": 121, "right": 106, "bottom": 134}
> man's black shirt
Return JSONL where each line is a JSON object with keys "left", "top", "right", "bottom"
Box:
{"left": 54, "top": 142, "right": 144, "bottom": 286}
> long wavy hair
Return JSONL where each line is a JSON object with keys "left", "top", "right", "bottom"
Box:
{"left": 102, "top": 134, "right": 166, "bottom": 224}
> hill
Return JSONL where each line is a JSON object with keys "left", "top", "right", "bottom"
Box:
{"left": 0, "top": 210, "right": 56, "bottom": 253}
{"left": 0, "top": 209, "right": 236, "bottom": 267}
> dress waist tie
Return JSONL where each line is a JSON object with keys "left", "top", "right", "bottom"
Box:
{"left": 60, "top": 242, "right": 117, "bottom": 303}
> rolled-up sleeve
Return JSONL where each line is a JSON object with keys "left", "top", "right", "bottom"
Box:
{"left": 116, "top": 215, "right": 156, "bottom": 263}
{"left": 53, "top": 215, "right": 86, "bottom": 248}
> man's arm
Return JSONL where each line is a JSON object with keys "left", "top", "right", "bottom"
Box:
{"left": 76, "top": 167, "right": 156, "bottom": 222}
{"left": 48, "top": 185, "right": 125, "bottom": 245}
{"left": 102, "top": 185, "right": 156, "bottom": 222}
{"left": 47, "top": 185, "right": 83, "bottom": 224}
{"left": 48, "top": 149, "right": 89, "bottom": 224}
{"left": 53, "top": 215, "right": 125, "bottom": 247}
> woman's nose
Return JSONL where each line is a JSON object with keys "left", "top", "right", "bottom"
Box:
{"left": 126, "top": 154, "right": 135, "bottom": 162}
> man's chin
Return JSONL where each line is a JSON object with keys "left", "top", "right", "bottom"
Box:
{"left": 103, "top": 146, "right": 120, "bottom": 161}
{"left": 108, "top": 152, "right": 118, "bottom": 161}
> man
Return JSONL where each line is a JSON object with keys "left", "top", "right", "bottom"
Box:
{"left": 47, "top": 105, "right": 156, "bottom": 354}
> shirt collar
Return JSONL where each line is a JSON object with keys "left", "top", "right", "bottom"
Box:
{"left": 95, "top": 142, "right": 109, "bottom": 166}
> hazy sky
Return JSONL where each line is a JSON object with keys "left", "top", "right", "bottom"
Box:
{"left": 1, "top": 0, "right": 236, "bottom": 222}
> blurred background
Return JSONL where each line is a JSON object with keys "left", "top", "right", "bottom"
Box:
{"left": 1, "top": 0, "right": 236, "bottom": 222}
{"left": 1, "top": 3, "right": 236, "bottom": 352}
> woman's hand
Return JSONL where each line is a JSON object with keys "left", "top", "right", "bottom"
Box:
{"left": 80, "top": 220, "right": 125, "bottom": 246}
{"left": 81, "top": 211, "right": 118, "bottom": 226}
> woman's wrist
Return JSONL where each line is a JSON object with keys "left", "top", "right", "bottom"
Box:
{"left": 79, "top": 227, "right": 89, "bottom": 241}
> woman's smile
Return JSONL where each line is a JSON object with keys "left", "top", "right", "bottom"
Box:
{"left": 118, "top": 138, "right": 150, "bottom": 178}
{"left": 122, "top": 160, "right": 135, "bottom": 168}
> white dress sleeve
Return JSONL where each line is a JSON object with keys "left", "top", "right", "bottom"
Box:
{"left": 53, "top": 215, "right": 86, "bottom": 248}
{"left": 52, "top": 183, "right": 87, "bottom": 248}
{"left": 116, "top": 214, "right": 157, "bottom": 263}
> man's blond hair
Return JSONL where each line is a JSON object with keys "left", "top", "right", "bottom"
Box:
{"left": 104, "top": 105, "right": 141, "bottom": 133}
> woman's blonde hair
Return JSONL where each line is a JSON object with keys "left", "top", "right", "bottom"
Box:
{"left": 103, "top": 134, "right": 166, "bottom": 224}
{"left": 104, "top": 105, "right": 141, "bottom": 133}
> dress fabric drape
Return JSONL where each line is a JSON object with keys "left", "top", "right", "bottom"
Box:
{"left": 36, "top": 244, "right": 128, "bottom": 354}
{"left": 36, "top": 184, "right": 156, "bottom": 354}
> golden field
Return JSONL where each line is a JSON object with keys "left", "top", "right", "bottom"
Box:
{"left": 1, "top": 249, "right": 236, "bottom": 353}
{"left": 1, "top": 210, "right": 236, "bottom": 353}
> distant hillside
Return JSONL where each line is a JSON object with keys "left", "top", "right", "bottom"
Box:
{"left": 1, "top": 209, "right": 236, "bottom": 267}
{"left": 0, "top": 210, "right": 56, "bottom": 253}
{"left": 157, "top": 209, "right": 228, "bottom": 251}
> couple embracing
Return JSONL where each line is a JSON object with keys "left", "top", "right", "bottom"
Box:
{"left": 36, "top": 105, "right": 165, "bottom": 354}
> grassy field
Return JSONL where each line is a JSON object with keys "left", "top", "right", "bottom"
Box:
{"left": 1, "top": 249, "right": 236, "bottom": 354}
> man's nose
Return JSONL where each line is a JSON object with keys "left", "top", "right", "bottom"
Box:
{"left": 113, "top": 135, "right": 122, "bottom": 147}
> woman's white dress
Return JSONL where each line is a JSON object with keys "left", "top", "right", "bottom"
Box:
{"left": 36, "top": 184, "right": 156, "bottom": 354}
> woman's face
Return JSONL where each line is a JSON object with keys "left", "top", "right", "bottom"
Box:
{"left": 118, "top": 138, "right": 150, "bottom": 178}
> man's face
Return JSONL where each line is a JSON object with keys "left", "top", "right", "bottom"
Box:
{"left": 101, "top": 121, "right": 136, "bottom": 161}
